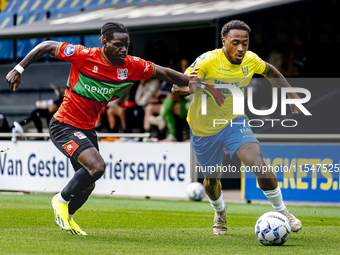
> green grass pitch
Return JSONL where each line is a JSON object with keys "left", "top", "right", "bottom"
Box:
{"left": 0, "top": 193, "right": 340, "bottom": 254}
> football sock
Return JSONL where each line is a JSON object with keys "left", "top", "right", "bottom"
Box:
{"left": 263, "top": 185, "right": 286, "bottom": 212}
{"left": 57, "top": 193, "right": 69, "bottom": 204}
{"left": 208, "top": 192, "right": 225, "bottom": 213}
{"left": 61, "top": 167, "right": 97, "bottom": 201}
{"left": 160, "top": 98, "right": 173, "bottom": 117}
{"left": 69, "top": 214, "right": 74, "bottom": 220}
{"left": 68, "top": 184, "right": 95, "bottom": 215}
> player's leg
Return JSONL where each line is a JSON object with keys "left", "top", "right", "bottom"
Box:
{"left": 51, "top": 147, "right": 105, "bottom": 231}
{"left": 65, "top": 159, "right": 94, "bottom": 235}
{"left": 236, "top": 142, "right": 302, "bottom": 232}
{"left": 50, "top": 118, "right": 105, "bottom": 232}
{"left": 236, "top": 143, "right": 277, "bottom": 190}
{"left": 191, "top": 129, "right": 227, "bottom": 235}
{"left": 203, "top": 168, "right": 227, "bottom": 235}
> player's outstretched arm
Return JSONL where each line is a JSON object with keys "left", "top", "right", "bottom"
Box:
{"left": 6, "top": 41, "right": 59, "bottom": 92}
{"left": 154, "top": 65, "right": 189, "bottom": 87}
{"left": 262, "top": 61, "right": 301, "bottom": 114}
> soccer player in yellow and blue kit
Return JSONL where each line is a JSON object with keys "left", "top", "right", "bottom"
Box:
{"left": 172, "top": 20, "right": 302, "bottom": 235}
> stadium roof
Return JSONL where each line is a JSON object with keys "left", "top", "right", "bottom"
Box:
{"left": 0, "top": 0, "right": 305, "bottom": 40}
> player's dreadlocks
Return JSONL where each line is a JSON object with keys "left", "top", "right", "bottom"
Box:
{"left": 221, "top": 20, "right": 251, "bottom": 38}
{"left": 100, "top": 22, "right": 128, "bottom": 42}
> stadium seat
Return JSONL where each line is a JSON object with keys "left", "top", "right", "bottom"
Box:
{"left": 0, "top": 13, "right": 14, "bottom": 59}
{"left": 16, "top": 10, "right": 47, "bottom": 59}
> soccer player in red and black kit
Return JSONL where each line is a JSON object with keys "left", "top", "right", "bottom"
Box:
{"left": 6, "top": 22, "right": 189, "bottom": 235}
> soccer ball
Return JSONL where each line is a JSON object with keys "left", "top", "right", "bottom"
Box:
{"left": 255, "top": 211, "right": 291, "bottom": 246}
{"left": 186, "top": 182, "right": 205, "bottom": 201}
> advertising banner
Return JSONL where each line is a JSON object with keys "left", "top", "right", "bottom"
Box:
{"left": 243, "top": 144, "right": 340, "bottom": 203}
{"left": 0, "top": 141, "right": 191, "bottom": 198}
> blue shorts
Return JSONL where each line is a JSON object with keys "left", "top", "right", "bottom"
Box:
{"left": 190, "top": 116, "right": 258, "bottom": 175}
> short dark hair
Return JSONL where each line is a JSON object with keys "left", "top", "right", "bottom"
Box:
{"left": 221, "top": 20, "right": 251, "bottom": 38}
{"left": 101, "top": 22, "right": 128, "bottom": 41}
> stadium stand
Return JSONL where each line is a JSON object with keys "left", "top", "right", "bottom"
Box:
{"left": 0, "top": 0, "right": 183, "bottom": 60}
{"left": 0, "top": 12, "right": 13, "bottom": 59}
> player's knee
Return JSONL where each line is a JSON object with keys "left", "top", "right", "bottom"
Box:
{"left": 90, "top": 160, "right": 106, "bottom": 178}
{"left": 248, "top": 155, "right": 265, "bottom": 168}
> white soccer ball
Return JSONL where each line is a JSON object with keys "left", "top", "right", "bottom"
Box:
{"left": 186, "top": 182, "right": 205, "bottom": 201}
{"left": 255, "top": 211, "right": 291, "bottom": 246}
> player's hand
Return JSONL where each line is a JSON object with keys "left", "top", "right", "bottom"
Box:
{"left": 288, "top": 93, "right": 302, "bottom": 114}
{"left": 6, "top": 69, "right": 21, "bottom": 92}
{"left": 171, "top": 84, "right": 190, "bottom": 97}
{"left": 188, "top": 67, "right": 202, "bottom": 94}
{"left": 189, "top": 68, "right": 225, "bottom": 107}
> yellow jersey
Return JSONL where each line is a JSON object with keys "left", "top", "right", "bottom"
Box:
{"left": 185, "top": 48, "right": 266, "bottom": 136}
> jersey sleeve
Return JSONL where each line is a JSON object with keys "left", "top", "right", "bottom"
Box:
{"left": 252, "top": 52, "right": 266, "bottom": 74}
{"left": 184, "top": 53, "right": 209, "bottom": 78}
{"left": 54, "top": 42, "right": 90, "bottom": 68}
{"left": 129, "top": 57, "right": 156, "bottom": 80}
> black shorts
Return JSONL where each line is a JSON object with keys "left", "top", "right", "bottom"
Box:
{"left": 49, "top": 117, "right": 99, "bottom": 170}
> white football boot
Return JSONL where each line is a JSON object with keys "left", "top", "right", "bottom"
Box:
{"left": 213, "top": 205, "right": 228, "bottom": 235}
{"left": 279, "top": 209, "right": 302, "bottom": 232}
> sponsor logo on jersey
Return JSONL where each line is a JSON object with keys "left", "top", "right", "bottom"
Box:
{"left": 82, "top": 49, "right": 89, "bottom": 53}
{"left": 62, "top": 140, "right": 79, "bottom": 157}
{"left": 219, "top": 68, "right": 231, "bottom": 72}
{"left": 117, "top": 68, "right": 128, "bottom": 80}
{"left": 144, "top": 63, "right": 150, "bottom": 72}
{"left": 93, "top": 66, "right": 98, "bottom": 73}
{"left": 241, "top": 66, "right": 249, "bottom": 76}
{"left": 216, "top": 72, "right": 233, "bottom": 77}
{"left": 64, "top": 45, "right": 75, "bottom": 56}
{"left": 133, "top": 57, "right": 140, "bottom": 61}
{"left": 74, "top": 131, "right": 87, "bottom": 139}
{"left": 84, "top": 84, "right": 119, "bottom": 96}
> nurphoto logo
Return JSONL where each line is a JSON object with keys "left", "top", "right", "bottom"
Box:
{"left": 201, "top": 84, "right": 312, "bottom": 128}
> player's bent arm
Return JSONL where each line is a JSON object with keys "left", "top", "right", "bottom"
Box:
{"left": 262, "top": 61, "right": 292, "bottom": 88}
{"left": 262, "top": 61, "right": 301, "bottom": 114}
{"left": 18, "top": 41, "right": 59, "bottom": 69}
{"left": 154, "top": 65, "right": 189, "bottom": 87}
{"left": 6, "top": 41, "right": 59, "bottom": 92}
{"left": 171, "top": 84, "right": 190, "bottom": 97}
